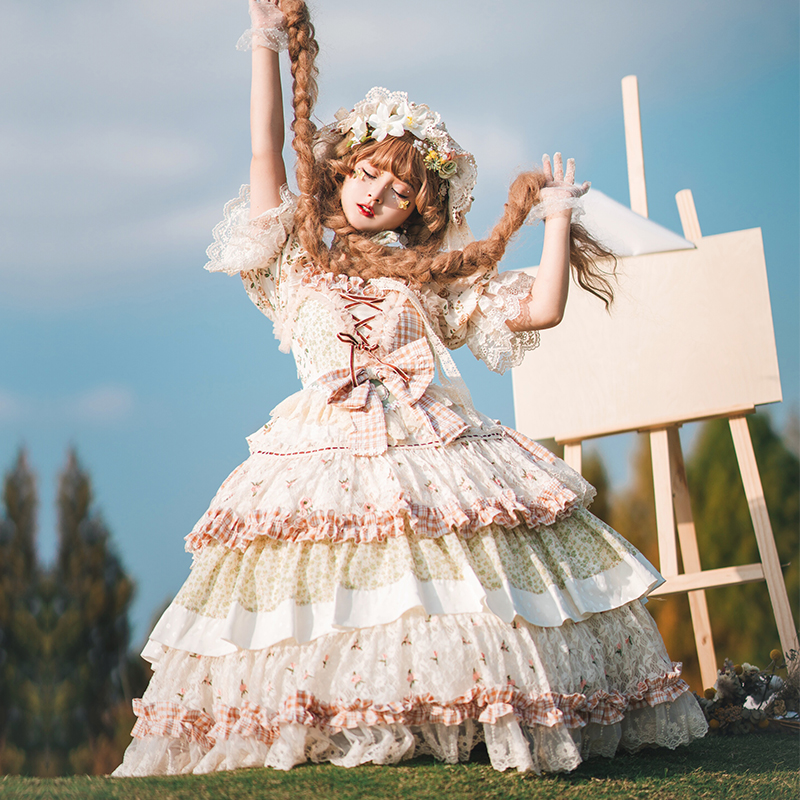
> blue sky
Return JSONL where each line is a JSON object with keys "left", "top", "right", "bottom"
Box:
{"left": 1, "top": 0, "right": 797, "bottom": 646}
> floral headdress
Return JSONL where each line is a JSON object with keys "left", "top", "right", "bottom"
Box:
{"left": 332, "top": 87, "right": 478, "bottom": 235}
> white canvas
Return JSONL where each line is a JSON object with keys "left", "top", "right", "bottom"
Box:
{"left": 511, "top": 227, "right": 782, "bottom": 442}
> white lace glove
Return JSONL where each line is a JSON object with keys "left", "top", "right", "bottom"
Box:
{"left": 526, "top": 152, "right": 589, "bottom": 224}
{"left": 236, "top": 0, "right": 289, "bottom": 52}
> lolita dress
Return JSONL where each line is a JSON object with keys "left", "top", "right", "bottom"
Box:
{"left": 113, "top": 183, "right": 707, "bottom": 777}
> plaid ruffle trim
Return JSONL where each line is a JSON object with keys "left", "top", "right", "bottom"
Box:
{"left": 131, "top": 668, "right": 689, "bottom": 748}
{"left": 184, "top": 482, "right": 580, "bottom": 553}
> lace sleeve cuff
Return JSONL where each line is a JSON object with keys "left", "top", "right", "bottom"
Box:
{"left": 204, "top": 185, "right": 297, "bottom": 276}
{"left": 235, "top": 27, "right": 289, "bottom": 53}
{"left": 525, "top": 194, "right": 585, "bottom": 226}
{"left": 468, "top": 271, "right": 540, "bottom": 374}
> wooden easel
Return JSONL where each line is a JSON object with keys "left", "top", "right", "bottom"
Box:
{"left": 561, "top": 77, "right": 798, "bottom": 689}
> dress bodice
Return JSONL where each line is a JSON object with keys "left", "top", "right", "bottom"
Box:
{"left": 286, "top": 274, "right": 427, "bottom": 388}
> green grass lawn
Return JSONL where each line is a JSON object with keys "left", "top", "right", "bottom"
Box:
{"left": 2, "top": 734, "right": 797, "bottom": 800}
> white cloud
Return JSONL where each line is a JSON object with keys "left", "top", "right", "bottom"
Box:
{"left": 0, "top": 0, "right": 795, "bottom": 311}
{"left": 0, "top": 390, "right": 24, "bottom": 423}
{"left": 70, "top": 386, "right": 135, "bottom": 424}
{"left": 0, "top": 386, "right": 135, "bottom": 426}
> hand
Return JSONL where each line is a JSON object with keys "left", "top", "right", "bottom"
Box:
{"left": 541, "top": 153, "right": 590, "bottom": 202}
{"left": 533, "top": 153, "right": 589, "bottom": 222}
{"left": 248, "top": 0, "right": 284, "bottom": 31}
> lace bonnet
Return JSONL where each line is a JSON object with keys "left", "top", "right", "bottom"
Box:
{"left": 329, "top": 87, "right": 477, "bottom": 250}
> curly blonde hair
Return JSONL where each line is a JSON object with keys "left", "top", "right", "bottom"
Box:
{"left": 282, "top": 0, "right": 615, "bottom": 305}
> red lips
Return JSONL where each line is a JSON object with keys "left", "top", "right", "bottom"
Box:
{"left": 357, "top": 204, "right": 374, "bottom": 218}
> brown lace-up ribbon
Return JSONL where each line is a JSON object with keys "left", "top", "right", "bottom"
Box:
{"left": 317, "top": 291, "right": 468, "bottom": 455}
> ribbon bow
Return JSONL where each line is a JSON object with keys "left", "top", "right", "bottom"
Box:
{"left": 317, "top": 337, "right": 468, "bottom": 456}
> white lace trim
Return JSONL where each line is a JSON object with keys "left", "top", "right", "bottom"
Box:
{"left": 114, "top": 607, "right": 707, "bottom": 775}
{"left": 470, "top": 271, "right": 539, "bottom": 374}
{"left": 204, "top": 185, "right": 297, "bottom": 276}
{"left": 526, "top": 195, "right": 585, "bottom": 226}
{"left": 113, "top": 695, "right": 706, "bottom": 776}
{"left": 235, "top": 27, "right": 289, "bottom": 53}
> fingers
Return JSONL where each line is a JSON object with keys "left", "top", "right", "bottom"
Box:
{"left": 542, "top": 153, "right": 553, "bottom": 182}
{"left": 553, "top": 152, "right": 564, "bottom": 182}
{"left": 565, "top": 158, "right": 575, "bottom": 185}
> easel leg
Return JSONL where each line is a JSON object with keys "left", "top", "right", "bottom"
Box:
{"left": 729, "top": 416, "right": 800, "bottom": 656}
{"left": 650, "top": 429, "right": 679, "bottom": 578}
{"left": 667, "top": 427, "right": 718, "bottom": 689}
{"left": 563, "top": 442, "right": 582, "bottom": 474}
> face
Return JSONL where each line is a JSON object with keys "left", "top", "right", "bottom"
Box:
{"left": 340, "top": 160, "right": 417, "bottom": 233}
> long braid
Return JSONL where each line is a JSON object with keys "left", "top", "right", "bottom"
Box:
{"left": 280, "top": 1, "right": 615, "bottom": 303}
{"left": 282, "top": 0, "right": 328, "bottom": 269}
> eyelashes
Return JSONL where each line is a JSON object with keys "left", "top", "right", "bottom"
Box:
{"left": 352, "top": 164, "right": 411, "bottom": 208}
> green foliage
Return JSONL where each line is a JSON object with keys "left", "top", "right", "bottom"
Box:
{"left": 0, "top": 450, "right": 139, "bottom": 777}
{"left": 0, "top": 451, "right": 43, "bottom": 774}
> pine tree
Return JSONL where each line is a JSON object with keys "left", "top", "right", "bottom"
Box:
{"left": 0, "top": 450, "right": 42, "bottom": 774}
{"left": 51, "top": 450, "right": 136, "bottom": 775}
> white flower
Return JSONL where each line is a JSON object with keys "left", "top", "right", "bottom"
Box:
{"left": 350, "top": 116, "right": 368, "bottom": 142}
{"left": 396, "top": 100, "right": 431, "bottom": 138}
{"left": 368, "top": 101, "right": 405, "bottom": 141}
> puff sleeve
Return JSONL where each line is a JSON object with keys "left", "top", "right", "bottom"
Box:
{"left": 204, "top": 184, "right": 299, "bottom": 321}
{"left": 422, "top": 266, "right": 540, "bottom": 375}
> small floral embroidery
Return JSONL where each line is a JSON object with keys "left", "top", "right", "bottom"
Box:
{"left": 500, "top": 640, "right": 510, "bottom": 653}
{"left": 401, "top": 634, "right": 412, "bottom": 646}
{"left": 528, "top": 659, "right": 536, "bottom": 672}
{"left": 431, "top": 651, "right": 439, "bottom": 665}
{"left": 176, "top": 688, "right": 186, "bottom": 700}
{"left": 251, "top": 481, "right": 263, "bottom": 497}
{"left": 286, "top": 663, "right": 296, "bottom": 674}
{"left": 379, "top": 653, "right": 388, "bottom": 666}
{"left": 479, "top": 652, "right": 487, "bottom": 664}
{"left": 350, "top": 639, "right": 362, "bottom": 651}
{"left": 472, "top": 669, "right": 482, "bottom": 684}
{"left": 201, "top": 675, "right": 212, "bottom": 687}
{"left": 461, "top": 636, "right": 472, "bottom": 645}
{"left": 407, "top": 669, "right": 417, "bottom": 688}
{"left": 239, "top": 682, "right": 248, "bottom": 696}
{"left": 322, "top": 654, "right": 330, "bottom": 668}
{"left": 299, "top": 497, "right": 312, "bottom": 511}
{"left": 615, "top": 642, "right": 623, "bottom": 656}
{"left": 351, "top": 673, "right": 364, "bottom": 688}
{"left": 506, "top": 675, "right": 516, "bottom": 687}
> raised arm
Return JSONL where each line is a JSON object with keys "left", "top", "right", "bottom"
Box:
{"left": 507, "top": 153, "right": 589, "bottom": 331}
{"left": 246, "top": 0, "right": 288, "bottom": 218}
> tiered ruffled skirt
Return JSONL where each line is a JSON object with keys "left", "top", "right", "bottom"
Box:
{"left": 113, "top": 394, "right": 707, "bottom": 775}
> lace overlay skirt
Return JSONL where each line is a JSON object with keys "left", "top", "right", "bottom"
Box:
{"left": 113, "top": 425, "right": 707, "bottom": 776}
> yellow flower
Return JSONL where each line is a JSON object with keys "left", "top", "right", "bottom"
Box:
{"left": 770, "top": 648, "right": 783, "bottom": 661}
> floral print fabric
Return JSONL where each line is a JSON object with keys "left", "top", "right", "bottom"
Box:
{"left": 113, "top": 188, "right": 707, "bottom": 778}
